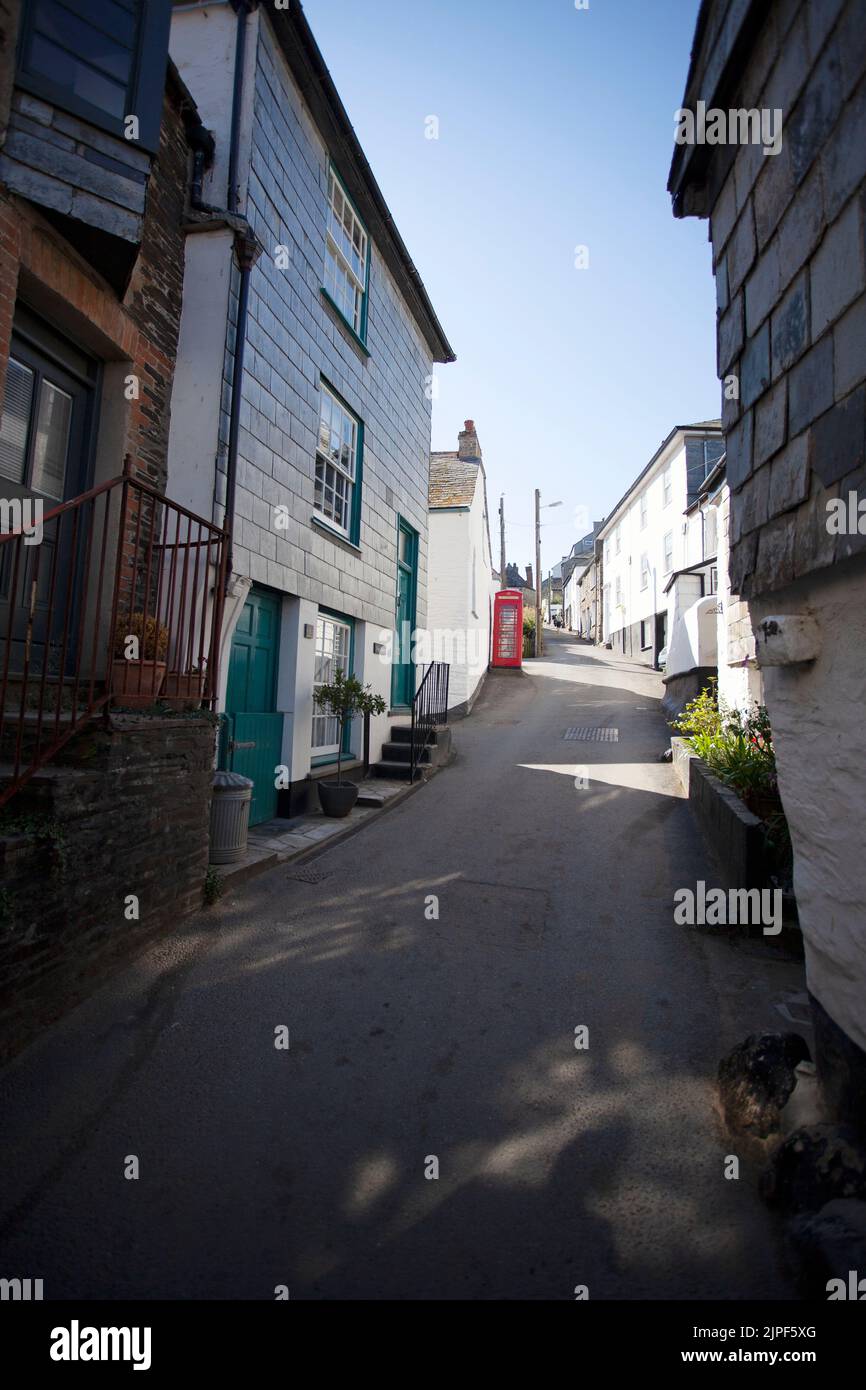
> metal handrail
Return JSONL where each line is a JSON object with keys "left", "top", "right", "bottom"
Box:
{"left": 409, "top": 660, "right": 450, "bottom": 782}
{"left": 0, "top": 465, "right": 228, "bottom": 807}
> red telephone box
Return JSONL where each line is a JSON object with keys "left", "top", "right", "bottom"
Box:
{"left": 492, "top": 589, "right": 523, "bottom": 667}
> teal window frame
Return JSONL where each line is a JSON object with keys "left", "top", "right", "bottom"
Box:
{"left": 310, "top": 607, "right": 357, "bottom": 767}
{"left": 315, "top": 375, "right": 364, "bottom": 547}
{"left": 321, "top": 162, "right": 371, "bottom": 347}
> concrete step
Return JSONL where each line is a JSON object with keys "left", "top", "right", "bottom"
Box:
{"left": 388, "top": 725, "right": 452, "bottom": 763}
{"left": 369, "top": 759, "right": 415, "bottom": 781}
{"left": 388, "top": 724, "right": 448, "bottom": 744}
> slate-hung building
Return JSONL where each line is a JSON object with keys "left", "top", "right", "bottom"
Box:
{"left": 167, "top": 1, "right": 454, "bottom": 822}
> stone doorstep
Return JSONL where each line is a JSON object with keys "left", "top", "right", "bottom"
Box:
{"left": 212, "top": 767, "right": 438, "bottom": 890}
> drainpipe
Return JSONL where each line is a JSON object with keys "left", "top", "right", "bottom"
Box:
{"left": 222, "top": 1, "right": 258, "bottom": 579}
{"left": 225, "top": 231, "right": 259, "bottom": 579}
{"left": 228, "top": 0, "right": 255, "bottom": 214}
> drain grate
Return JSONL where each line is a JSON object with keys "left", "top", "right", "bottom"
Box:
{"left": 563, "top": 727, "right": 619, "bottom": 742}
{"left": 284, "top": 867, "right": 332, "bottom": 884}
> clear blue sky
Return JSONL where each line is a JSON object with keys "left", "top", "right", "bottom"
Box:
{"left": 303, "top": 0, "right": 719, "bottom": 576}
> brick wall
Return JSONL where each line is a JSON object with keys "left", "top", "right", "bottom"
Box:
{"left": 0, "top": 80, "right": 193, "bottom": 494}
{"left": 702, "top": 0, "right": 866, "bottom": 597}
{"left": 0, "top": 714, "right": 216, "bottom": 1064}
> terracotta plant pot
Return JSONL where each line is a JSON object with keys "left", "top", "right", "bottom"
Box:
{"left": 163, "top": 671, "right": 204, "bottom": 697}
{"left": 317, "top": 780, "right": 359, "bottom": 818}
{"left": 111, "top": 658, "right": 166, "bottom": 707}
{"left": 162, "top": 671, "right": 205, "bottom": 709}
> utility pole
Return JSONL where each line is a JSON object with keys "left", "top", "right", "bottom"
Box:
{"left": 499, "top": 495, "right": 507, "bottom": 590}
{"left": 535, "top": 488, "right": 542, "bottom": 657}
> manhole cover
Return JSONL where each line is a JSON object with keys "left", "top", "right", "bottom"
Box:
{"left": 563, "top": 727, "right": 619, "bottom": 741}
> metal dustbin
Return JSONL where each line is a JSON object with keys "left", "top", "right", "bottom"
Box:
{"left": 209, "top": 770, "right": 253, "bottom": 864}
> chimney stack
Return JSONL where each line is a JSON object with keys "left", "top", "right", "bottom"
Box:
{"left": 526, "top": 564, "right": 533, "bottom": 589}
{"left": 457, "top": 419, "right": 481, "bottom": 460}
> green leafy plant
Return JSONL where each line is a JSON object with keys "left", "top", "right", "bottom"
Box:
{"left": 672, "top": 678, "right": 723, "bottom": 738}
{"left": 674, "top": 682, "right": 778, "bottom": 804}
{"left": 312, "top": 669, "right": 386, "bottom": 785}
{"left": 115, "top": 612, "right": 169, "bottom": 661}
{"left": 203, "top": 866, "right": 223, "bottom": 907}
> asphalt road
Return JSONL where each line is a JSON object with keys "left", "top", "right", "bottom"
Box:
{"left": 0, "top": 632, "right": 797, "bottom": 1299}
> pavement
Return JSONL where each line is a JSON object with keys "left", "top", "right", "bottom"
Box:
{"left": 0, "top": 631, "right": 808, "bottom": 1299}
{"left": 219, "top": 775, "right": 417, "bottom": 887}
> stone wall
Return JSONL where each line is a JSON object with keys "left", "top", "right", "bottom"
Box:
{"left": 0, "top": 714, "right": 216, "bottom": 1064}
{"left": 695, "top": 0, "right": 866, "bottom": 599}
{"left": 670, "top": 0, "right": 866, "bottom": 1126}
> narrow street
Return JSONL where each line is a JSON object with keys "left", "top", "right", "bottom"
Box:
{"left": 0, "top": 632, "right": 800, "bottom": 1300}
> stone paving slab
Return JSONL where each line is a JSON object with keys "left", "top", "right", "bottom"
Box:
{"left": 213, "top": 773, "right": 429, "bottom": 888}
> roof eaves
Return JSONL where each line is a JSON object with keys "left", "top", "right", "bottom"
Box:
{"left": 667, "top": 0, "right": 775, "bottom": 219}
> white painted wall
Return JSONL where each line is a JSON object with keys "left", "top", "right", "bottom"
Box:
{"left": 427, "top": 471, "right": 495, "bottom": 712}
{"left": 665, "top": 591, "right": 717, "bottom": 676}
{"left": 169, "top": 2, "right": 240, "bottom": 209}
{"left": 750, "top": 562, "right": 866, "bottom": 1054}
{"left": 563, "top": 562, "right": 589, "bottom": 632}
{"left": 713, "top": 484, "right": 763, "bottom": 713}
{"left": 598, "top": 436, "right": 691, "bottom": 642}
{"left": 166, "top": 228, "right": 234, "bottom": 524}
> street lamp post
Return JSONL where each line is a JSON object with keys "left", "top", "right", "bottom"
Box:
{"left": 534, "top": 493, "right": 562, "bottom": 657}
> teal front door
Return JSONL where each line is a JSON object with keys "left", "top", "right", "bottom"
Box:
{"left": 224, "top": 587, "right": 283, "bottom": 826}
{"left": 391, "top": 519, "right": 417, "bottom": 709}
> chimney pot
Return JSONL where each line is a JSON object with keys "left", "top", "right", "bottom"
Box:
{"left": 457, "top": 419, "right": 480, "bottom": 461}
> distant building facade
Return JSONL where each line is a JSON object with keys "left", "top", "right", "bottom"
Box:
{"left": 597, "top": 424, "right": 724, "bottom": 667}
{"left": 428, "top": 420, "right": 496, "bottom": 716}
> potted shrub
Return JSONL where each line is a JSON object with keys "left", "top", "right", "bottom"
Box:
{"left": 312, "top": 669, "right": 386, "bottom": 817}
{"left": 112, "top": 612, "right": 169, "bottom": 703}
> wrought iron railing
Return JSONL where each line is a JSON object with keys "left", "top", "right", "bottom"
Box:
{"left": 409, "top": 660, "right": 449, "bottom": 782}
{"left": 0, "top": 462, "right": 228, "bottom": 807}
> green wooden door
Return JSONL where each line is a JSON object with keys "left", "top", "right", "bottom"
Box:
{"left": 224, "top": 587, "right": 282, "bottom": 826}
{"left": 391, "top": 519, "right": 417, "bottom": 709}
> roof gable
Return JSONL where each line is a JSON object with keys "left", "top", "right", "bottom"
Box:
{"left": 429, "top": 452, "right": 480, "bottom": 509}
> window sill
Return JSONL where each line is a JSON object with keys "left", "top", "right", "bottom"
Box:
{"left": 311, "top": 514, "right": 362, "bottom": 554}
{"left": 309, "top": 755, "right": 360, "bottom": 775}
{"left": 320, "top": 288, "right": 371, "bottom": 358}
